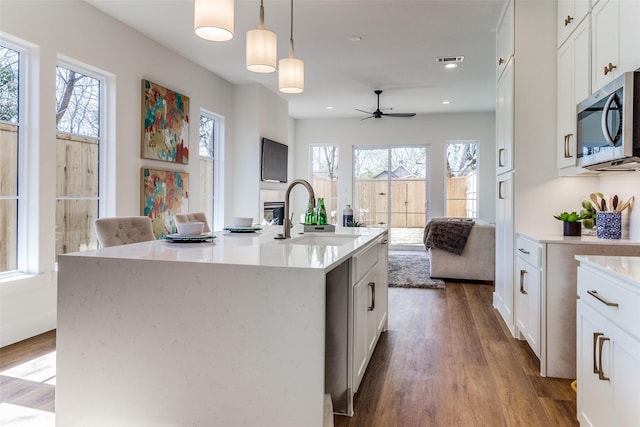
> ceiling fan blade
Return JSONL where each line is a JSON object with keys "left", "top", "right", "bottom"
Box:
{"left": 381, "top": 112, "right": 416, "bottom": 117}
{"left": 355, "top": 108, "right": 373, "bottom": 114}
{"left": 360, "top": 115, "right": 375, "bottom": 121}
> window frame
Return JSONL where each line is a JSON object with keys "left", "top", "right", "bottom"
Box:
{"left": 444, "top": 141, "right": 479, "bottom": 219}
{"left": 199, "top": 109, "right": 222, "bottom": 231}
{"left": 0, "top": 39, "right": 26, "bottom": 276}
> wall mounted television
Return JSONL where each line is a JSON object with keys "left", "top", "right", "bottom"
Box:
{"left": 261, "top": 138, "right": 288, "bottom": 183}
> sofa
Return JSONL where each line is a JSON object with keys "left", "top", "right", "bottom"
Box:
{"left": 426, "top": 218, "right": 495, "bottom": 282}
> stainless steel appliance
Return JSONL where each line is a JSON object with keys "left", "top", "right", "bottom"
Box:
{"left": 577, "top": 71, "right": 640, "bottom": 171}
{"left": 263, "top": 201, "right": 284, "bottom": 225}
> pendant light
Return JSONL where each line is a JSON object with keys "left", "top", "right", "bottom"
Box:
{"left": 278, "top": 0, "right": 304, "bottom": 93}
{"left": 246, "top": 0, "right": 277, "bottom": 73}
{"left": 194, "top": 0, "right": 234, "bottom": 42}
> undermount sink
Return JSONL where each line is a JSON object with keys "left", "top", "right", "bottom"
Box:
{"left": 287, "top": 234, "right": 359, "bottom": 246}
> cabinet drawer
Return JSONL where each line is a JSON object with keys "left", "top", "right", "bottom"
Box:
{"left": 353, "top": 244, "right": 377, "bottom": 284}
{"left": 578, "top": 266, "right": 640, "bottom": 340}
{"left": 515, "top": 236, "right": 542, "bottom": 268}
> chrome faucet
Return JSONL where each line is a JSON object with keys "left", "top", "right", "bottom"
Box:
{"left": 281, "top": 179, "right": 316, "bottom": 238}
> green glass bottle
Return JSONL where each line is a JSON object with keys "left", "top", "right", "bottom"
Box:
{"left": 316, "top": 198, "right": 327, "bottom": 225}
{"left": 305, "top": 199, "right": 316, "bottom": 225}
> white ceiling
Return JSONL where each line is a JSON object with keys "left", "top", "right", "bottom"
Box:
{"left": 85, "top": 0, "right": 504, "bottom": 119}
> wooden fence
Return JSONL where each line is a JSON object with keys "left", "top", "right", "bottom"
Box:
{"left": 0, "top": 123, "right": 18, "bottom": 271}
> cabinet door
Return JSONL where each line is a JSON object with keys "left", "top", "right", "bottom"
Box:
{"left": 592, "top": 0, "right": 619, "bottom": 90}
{"left": 558, "top": 0, "right": 590, "bottom": 46}
{"left": 496, "top": 0, "right": 514, "bottom": 79}
{"left": 609, "top": 322, "right": 640, "bottom": 426}
{"left": 375, "top": 241, "right": 388, "bottom": 336}
{"left": 496, "top": 60, "right": 514, "bottom": 175}
{"left": 557, "top": 18, "right": 590, "bottom": 169}
{"left": 495, "top": 172, "right": 515, "bottom": 336}
{"left": 516, "top": 258, "right": 541, "bottom": 356}
{"left": 353, "top": 267, "right": 376, "bottom": 392}
{"left": 577, "top": 302, "right": 612, "bottom": 427}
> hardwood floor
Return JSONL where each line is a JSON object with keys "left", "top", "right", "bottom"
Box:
{"left": 0, "top": 329, "right": 56, "bottom": 413}
{"left": 0, "top": 284, "right": 577, "bottom": 426}
{"left": 335, "top": 283, "right": 578, "bottom": 427}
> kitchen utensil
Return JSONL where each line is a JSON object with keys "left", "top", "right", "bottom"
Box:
{"left": 601, "top": 198, "right": 607, "bottom": 212}
{"left": 613, "top": 195, "right": 619, "bottom": 211}
{"left": 590, "top": 193, "right": 601, "bottom": 211}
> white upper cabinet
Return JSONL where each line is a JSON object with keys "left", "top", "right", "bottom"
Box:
{"left": 496, "top": 0, "right": 514, "bottom": 80}
{"left": 592, "top": 0, "right": 640, "bottom": 92}
{"left": 496, "top": 59, "right": 514, "bottom": 175}
{"left": 558, "top": 0, "right": 591, "bottom": 46}
{"left": 557, "top": 17, "right": 590, "bottom": 170}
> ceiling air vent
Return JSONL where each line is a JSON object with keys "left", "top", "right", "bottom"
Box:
{"left": 437, "top": 56, "right": 464, "bottom": 64}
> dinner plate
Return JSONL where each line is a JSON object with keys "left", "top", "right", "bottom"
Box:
{"left": 223, "top": 226, "right": 262, "bottom": 233}
{"left": 165, "top": 233, "right": 215, "bottom": 243}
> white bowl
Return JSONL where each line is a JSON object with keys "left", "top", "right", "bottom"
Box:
{"left": 232, "top": 217, "right": 253, "bottom": 227}
{"left": 176, "top": 221, "right": 204, "bottom": 236}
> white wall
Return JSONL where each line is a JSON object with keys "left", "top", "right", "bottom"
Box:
{"left": 294, "top": 112, "right": 496, "bottom": 223}
{"left": 0, "top": 0, "right": 288, "bottom": 346}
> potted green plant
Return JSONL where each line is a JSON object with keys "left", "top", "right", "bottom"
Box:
{"left": 553, "top": 211, "right": 585, "bottom": 236}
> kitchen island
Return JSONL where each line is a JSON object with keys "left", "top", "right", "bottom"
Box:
{"left": 56, "top": 226, "right": 388, "bottom": 427}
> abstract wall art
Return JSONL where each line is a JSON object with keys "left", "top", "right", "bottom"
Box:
{"left": 141, "top": 168, "right": 189, "bottom": 238}
{"left": 141, "top": 79, "right": 190, "bottom": 164}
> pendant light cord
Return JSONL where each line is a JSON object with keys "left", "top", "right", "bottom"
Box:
{"left": 259, "top": 0, "right": 264, "bottom": 30}
{"left": 289, "top": 0, "right": 294, "bottom": 57}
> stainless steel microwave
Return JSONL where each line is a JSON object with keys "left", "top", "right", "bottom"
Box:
{"left": 576, "top": 71, "right": 640, "bottom": 171}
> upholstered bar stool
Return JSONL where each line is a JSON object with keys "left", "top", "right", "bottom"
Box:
{"left": 94, "top": 216, "right": 155, "bottom": 248}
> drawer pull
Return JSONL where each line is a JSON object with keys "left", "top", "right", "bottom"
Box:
{"left": 519, "top": 269, "right": 528, "bottom": 295}
{"left": 368, "top": 282, "right": 375, "bottom": 311}
{"left": 587, "top": 290, "right": 619, "bottom": 307}
{"left": 593, "top": 332, "right": 604, "bottom": 374}
{"left": 598, "top": 336, "right": 610, "bottom": 381}
{"left": 517, "top": 248, "right": 530, "bottom": 255}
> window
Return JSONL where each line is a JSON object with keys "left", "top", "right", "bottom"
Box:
{"left": 445, "top": 142, "right": 478, "bottom": 218}
{"left": 55, "top": 64, "right": 102, "bottom": 257}
{"left": 0, "top": 44, "right": 21, "bottom": 273}
{"left": 310, "top": 145, "right": 339, "bottom": 223}
{"left": 199, "top": 111, "right": 218, "bottom": 227}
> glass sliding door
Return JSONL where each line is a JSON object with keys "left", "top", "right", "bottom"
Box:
{"left": 353, "top": 145, "right": 429, "bottom": 248}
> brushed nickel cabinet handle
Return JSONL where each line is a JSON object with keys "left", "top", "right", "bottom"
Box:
{"left": 498, "top": 181, "right": 504, "bottom": 200}
{"left": 587, "top": 290, "right": 619, "bottom": 307}
{"left": 498, "top": 148, "right": 505, "bottom": 167}
{"left": 593, "top": 332, "right": 604, "bottom": 374}
{"left": 518, "top": 248, "right": 530, "bottom": 255}
{"left": 368, "top": 282, "right": 375, "bottom": 311}
{"left": 519, "top": 269, "right": 528, "bottom": 295}
{"left": 564, "top": 15, "right": 574, "bottom": 26}
{"left": 498, "top": 57, "right": 505, "bottom": 65}
{"left": 598, "top": 336, "right": 610, "bottom": 381}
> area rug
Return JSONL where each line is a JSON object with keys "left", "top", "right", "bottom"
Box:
{"left": 388, "top": 250, "right": 445, "bottom": 289}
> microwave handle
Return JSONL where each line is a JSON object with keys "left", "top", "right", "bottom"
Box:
{"left": 601, "top": 92, "right": 620, "bottom": 147}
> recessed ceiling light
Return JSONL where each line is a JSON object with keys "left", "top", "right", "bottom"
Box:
{"left": 326, "top": 106, "right": 334, "bottom": 110}
{"left": 445, "top": 63, "right": 458, "bottom": 69}
{"left": 348, "top": 36, "right": 362, "bottom": 42}
{"left": 442, "top": 100, "right": 451, "bottom": 105}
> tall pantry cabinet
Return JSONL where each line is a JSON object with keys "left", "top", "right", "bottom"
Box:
{"left": 493, "top": 0, "right": 558, "bottom": 336}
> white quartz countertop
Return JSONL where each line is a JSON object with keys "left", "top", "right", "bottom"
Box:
{"left": 576, "top": 255, "right": 640, "bottom": 288}
{"left": 63, "top": 226, "right": 387, "bottom": 271}
{"left": 519, "top": 232, "right": 640, "bottom": 246}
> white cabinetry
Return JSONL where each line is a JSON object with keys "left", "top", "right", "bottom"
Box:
{"left": 496, "top": 59, "right": 514, "bottom": 175}
{"left": 352, "top": 235, "right": 388, "bottom": 394}
{"left": 557, "top": 17, "right": 590, "bottom": 171}
{"left": 557, "top": 0, "right": 590, "bottom": 46}
{"left": 495, "top": 172, "right": 515, "bottom": 334}
{"left": 496, "top": 0, "right": 514, "bottom": 80}
{"left": 591, "top": 0, "right": 640, "bottom": 91}
{"left": 515, "top": 236, "right": 542, "bottom": 357}
{"left": 577, "top": 259, "right": 640, "bottom": 426}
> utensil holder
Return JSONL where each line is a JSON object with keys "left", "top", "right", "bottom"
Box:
{"left": 596, "top": 212, "right": 622, "bottom": 239}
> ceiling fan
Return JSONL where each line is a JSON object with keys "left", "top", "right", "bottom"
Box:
{"left": 356, "top": 90, "right": 417, "bottom": 120}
